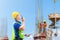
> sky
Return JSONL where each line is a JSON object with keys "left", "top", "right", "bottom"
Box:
{"left": 0, "top": 0, "right": 60, "bottom": 40}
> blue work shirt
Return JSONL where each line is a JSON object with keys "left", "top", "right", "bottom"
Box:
{"left": 14, "top": 20, "right": 21, "bottom": 37}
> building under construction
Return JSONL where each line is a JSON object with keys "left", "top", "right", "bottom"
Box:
{"left": 33, "top": 0, "right": 60, "bottom": 40}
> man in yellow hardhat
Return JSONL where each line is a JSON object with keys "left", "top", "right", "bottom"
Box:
{"left": 12, "top": 11, "right": 25, "bottom": 40}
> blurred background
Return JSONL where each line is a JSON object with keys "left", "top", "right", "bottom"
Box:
{"left": 0, "top": 0, "right": 60, "bottom": 40}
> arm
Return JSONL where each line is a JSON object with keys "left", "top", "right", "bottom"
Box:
{"left": 19, "top": 23, "right": 25, "bottom": 30}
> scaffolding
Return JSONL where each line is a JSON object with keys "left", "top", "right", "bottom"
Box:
{"left": 34, "top": 0, "right": 60, "bottom": 40}
{"left": 34, "top": 0, "right": 46, "bottom": 40}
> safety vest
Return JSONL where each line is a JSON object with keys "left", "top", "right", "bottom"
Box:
{"left": 12, "top": 21, "right": 24, "bottom": 40}
{"left": 43, "top": 23, "right": 47, "bottom": 28}
{"left": 12, "top": 28, "right": 15, "bottom": 40}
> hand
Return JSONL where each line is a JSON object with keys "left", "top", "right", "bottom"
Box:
{"left": 20, "top": 26, "right": 25, "bottom": 30}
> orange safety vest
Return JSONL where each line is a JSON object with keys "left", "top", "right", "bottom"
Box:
{"left": 43, "top": 23, "right": 47, "bottom": 28}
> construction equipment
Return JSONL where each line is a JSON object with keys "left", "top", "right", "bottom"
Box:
{"left": 48, "top": 0, "right": 60, "bottom": 29}
{"left": 49, "top": 14, "right": 60, "bottom": 28}
{"left": 48, "top": 0, "right": 60, "bottom": 38}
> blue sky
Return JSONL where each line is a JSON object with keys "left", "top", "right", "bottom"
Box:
{"left": 0, "top": 0, "right": 60, "bottom": 40}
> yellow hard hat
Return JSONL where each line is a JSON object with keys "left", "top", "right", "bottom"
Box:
{"left": 12, "top": 11, "right": 20, "bottom": 18}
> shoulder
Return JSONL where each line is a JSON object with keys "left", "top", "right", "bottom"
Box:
{"left": 14, "top": 23, "right": 20, "bottom": 26}
{"left": 13, "top": 23, "right": 21, "bottom": 29}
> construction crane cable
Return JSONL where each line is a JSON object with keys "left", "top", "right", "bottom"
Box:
{"left": 41, "top": 0, "right": 43, "bottom": 23}
{"left": 35, "top": 0, "right": 40, "bottom": 33}
{"left": 38, "top": 0, "right": 40, "bottom": 23}
{"left": 54, "top": 0, "right": 58, "bottom": 37}
{"left": 54, "top": 0, "right": 57, "bottom": 27}
{"left": 38, "top": 0, "right": 43, "bottom": 23}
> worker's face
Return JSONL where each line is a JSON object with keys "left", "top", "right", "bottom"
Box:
{"left": 16, "top": 15, "right": 21, "bottom": 20}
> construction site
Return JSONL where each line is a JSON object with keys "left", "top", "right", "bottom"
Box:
{"left": 33, "top": 0, "right": 60, "bottom": 40}
{"left": 0, "top": 0, "right": 60, "bottom": 40}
